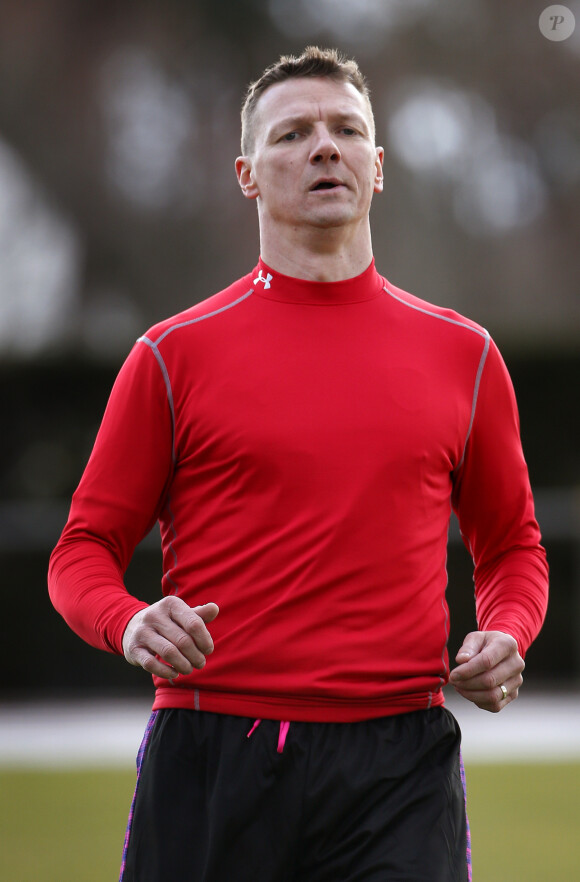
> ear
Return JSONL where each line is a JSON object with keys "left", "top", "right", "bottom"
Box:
{"left": 236, "top": 156, "right": 259, "bottom": 200}
{"left": 373, "top": 146, "right": 385, "bottom": 194}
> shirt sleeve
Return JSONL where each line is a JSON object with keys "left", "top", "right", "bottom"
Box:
{"left": 48, "top": 339, "right": 174, "bottom": 654}
{"left": 451, "top": 337, "right": 549, "bottom": 657}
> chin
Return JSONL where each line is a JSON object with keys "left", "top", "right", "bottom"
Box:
{"left": 310, "top": 210, "right": 358, "bottom": 229}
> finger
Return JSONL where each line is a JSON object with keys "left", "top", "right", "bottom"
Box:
{"left": 455, "top": 685, "right": 516, "bottom": 713}
{"left": 453, "top": 671, "right": 523, "bottom": 702}
{"left": 126, "top": 644, "right": 180, "bottom": 680}
{"left": 451, "top": 646, "right": 503, "bottom": 681}
{"left": 192, "top": 602, "right": 220, "bottom": 623}
{"left": 451, "top": 657, "right": 524, "bottom": 693}
{"left": 451, "top": 632, "right": 519, "bottom": 682}
{"left": 155, "top": 625, "right": 209, "bottom": 671}
{"left": 128, "top": 626, "right": 206, "bottom": 675}
{"left": 122, "top": 599, "right": 219, "bottom": 677}
{"left": 454, "top": 631, "right": 486, "bottom": 665}
{"left": 124, "top": 612, "right": 210, "bottom": 673}
{"left": 452, "top": 671, "right": 524, "bottom": 712}
{"left": 170, "top": 604, "right": 219, "bottom": 657}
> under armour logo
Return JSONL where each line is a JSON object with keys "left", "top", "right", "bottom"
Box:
{"left": 253, "top": 270, "right": 273, "bottom": 290}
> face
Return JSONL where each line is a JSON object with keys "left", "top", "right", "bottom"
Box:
{"left": 236, "top": 77, "right": 384, "bottom": 234}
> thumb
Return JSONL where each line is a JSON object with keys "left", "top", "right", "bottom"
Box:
{"left": 193, "top": 602, "right": 220, "bottom": 623}
{"left": 455, "top": 630, "right": 485, "bottom": 664}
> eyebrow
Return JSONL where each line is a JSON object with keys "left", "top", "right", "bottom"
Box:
{"left": 268, "top": 110, "right": 370, "bottom": 138}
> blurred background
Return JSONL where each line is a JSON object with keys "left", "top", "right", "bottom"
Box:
{"left": 1, "top": 2, "right": 579, "bottom": 879}
{"left": 0, "top": 0, "right": 579, "bottom": 701}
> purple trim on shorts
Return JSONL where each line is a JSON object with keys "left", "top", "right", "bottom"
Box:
{"left": 460, "top": 750, "right": 472, "bottom": 881}
{"left": 119, "top": 710, "right": 159, "bottom": 881}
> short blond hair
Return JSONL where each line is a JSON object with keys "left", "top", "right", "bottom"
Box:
{"left": 240, "top": 46, "right": 373, "bottom": 155}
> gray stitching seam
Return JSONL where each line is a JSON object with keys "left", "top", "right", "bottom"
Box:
{"left": 383, "top": 285, "right": 491, "bottom": 472}
{"left": 137, "top": 287, "right": 254, "bottom": 461}
{"left": 164, "top": 498, "right": 179, "bottom": 595}
{"left": 135, "top": 287, "right": 254, "bottom": 600}
{"left": 384, "top": 286, "right": 489, "bottom": 340}
{"left": 455, "top": 334, "right": 490, "bottom": 471}
{"left": 137, "top": 338, "right": 177, "bottom": 463}
{"left": 143, "top": 287, "right": 254, "bottom": 347}
{"left": 134, "top": 337, "right": 180, "bottom": 593}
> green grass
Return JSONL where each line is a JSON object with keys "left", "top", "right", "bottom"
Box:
{"left": 0, "top": 763, "right": 578, "bottom": 880}
{"left": 0, "top": 768, "right": 135, "bottom": 881}
{"left": 466, "top": 762, "right": 580, "bottom": 881}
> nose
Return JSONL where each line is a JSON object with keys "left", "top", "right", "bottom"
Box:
{"left": 309, "top": 125, "right": 341, "bottom": 164}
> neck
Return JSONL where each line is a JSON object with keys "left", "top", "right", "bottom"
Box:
{"left": 258, "top": 219, "right": 374, "bottom": 283}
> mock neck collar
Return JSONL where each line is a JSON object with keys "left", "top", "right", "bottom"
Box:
{"left": 250, "top": 258, "right": 384, "bottom": 305}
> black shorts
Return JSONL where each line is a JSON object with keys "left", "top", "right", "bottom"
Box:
{"left": 120, "top": 707, "right": 471, "bottom": 882}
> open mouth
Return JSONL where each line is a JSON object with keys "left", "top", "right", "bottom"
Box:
{"left": 311, "top": 181, "right": 343, "bottom": 191}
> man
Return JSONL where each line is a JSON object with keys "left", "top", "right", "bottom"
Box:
{"left": 49, "top": 47, "right": 548, "bottom": 881}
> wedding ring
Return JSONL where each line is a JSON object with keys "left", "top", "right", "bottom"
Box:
{"left": 499, "top": 684, "right": 508, "bottom": 701}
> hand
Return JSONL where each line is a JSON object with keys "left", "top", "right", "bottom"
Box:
{"left": 448, "top": 630, "right": 524, "bottom": 713}
{"left": 122, "top": 597, "right": 219, "bottom": 680}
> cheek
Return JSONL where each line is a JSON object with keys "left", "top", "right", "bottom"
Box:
{"left": 266, "top": 162, "right": 299, "bottom": 194}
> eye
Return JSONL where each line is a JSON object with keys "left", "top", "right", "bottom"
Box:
{"left": 282, "top": 131, "right": 300, "bottom": 142}
{"left": 340, "top": 127, "right": 358, "bottom": 136}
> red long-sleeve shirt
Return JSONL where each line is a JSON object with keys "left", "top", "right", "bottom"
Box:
{"left": 48, "top": 260, "right": 548, "bottom": 721}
